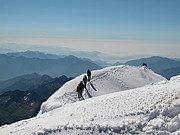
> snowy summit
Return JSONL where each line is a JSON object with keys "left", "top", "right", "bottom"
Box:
{"left": 0, "top": 65, "right": 180, "bottom": 135}
{"left": 39, "top": 65, "right": 165, "bottom": 114}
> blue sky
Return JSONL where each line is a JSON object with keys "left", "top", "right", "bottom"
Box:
{"left": 0, "top": 0, "right": 180, "bottom": 58}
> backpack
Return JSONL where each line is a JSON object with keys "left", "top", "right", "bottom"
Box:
{"left": 76, "top": 82, "right": 84, "bottom": 92}
{"left": 77, "top": 83, "right": 81, "bottom": 92}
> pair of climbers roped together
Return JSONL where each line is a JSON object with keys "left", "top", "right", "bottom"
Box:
{"left": 76, "top": 69, "right": 91, "bottom": 99}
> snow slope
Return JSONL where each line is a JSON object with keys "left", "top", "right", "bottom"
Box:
{"left": 39, "top": 65, "right": 165, "bottom": 114}
{"left": 0, "top": 74, "right": 180, "bottom": 134}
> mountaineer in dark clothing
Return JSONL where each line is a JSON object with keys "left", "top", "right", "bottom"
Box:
{"left": 76, "top": 81, "right": 84, "bottom": 99}
{"left": 87, "top": 69, "right": 91, "bottom": 82}
{"left": 142, "top": 62, "right": 147, "bottom": 67}
{"left": 83, "top": 75, "right": 88, "bottom": 89}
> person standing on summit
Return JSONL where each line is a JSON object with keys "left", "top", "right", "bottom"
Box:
{"left": 87, "top": 69, "right": 91, "bottom": 82}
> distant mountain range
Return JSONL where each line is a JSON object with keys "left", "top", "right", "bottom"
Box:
{"left": 0, "top": 73, "right": 73, "bottom": 96}
{"left": 0, "top": 53, "right": 180, "bottom": 126}
{"left": 0, "top": 74, "right": 73, "bottom": 126}
{"left": 126, "top": 56, "right": 180, "bottom": 79}
{"left": 6, "top": 50, "right": 62, "bottom": 59}
{"left": 0, "top": 43, "right": 125, "bottom": 63}
{"left": 0, "top": 73, "right": 51, "bottom": 95}
{"left": 113, "top": 56, "right": 180, "bottom": 79}
{"left": 0, "top": 53, "right": 101, "bottom": 80}
{"left": 1, "top": 51, "right": 180, "bottom": 80}
{"left": 33, "top": 75, "right": 73, "bottom": 98}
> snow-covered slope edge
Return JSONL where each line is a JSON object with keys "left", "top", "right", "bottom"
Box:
{"left": 0, "top": 75, "right": 179, "bottom": 135}
{"left": 39, "top": 65, "right": 165, "bottom": 114}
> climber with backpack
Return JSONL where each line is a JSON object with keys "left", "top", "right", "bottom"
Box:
{"left": 76, "top": 81, "right": 85, "bottom": 99}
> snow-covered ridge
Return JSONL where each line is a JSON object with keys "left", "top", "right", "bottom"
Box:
{"left": 0, "top": 74, "right": 179, "bottom": 135}
{"left": 39, "top": 65, "right": 165, "bottom": 114}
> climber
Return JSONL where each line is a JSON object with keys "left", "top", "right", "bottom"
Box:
{"left": 142, "top": 62, "right": 147, "bottom": 67}
{"left": 83, "top": 75, "right": 88, "bottom": 89}
{"left": 76, "top": 81, "right": 85, "bottom": 99}
{"left": 87, "top": 69, "right": 91, "bottom": 81}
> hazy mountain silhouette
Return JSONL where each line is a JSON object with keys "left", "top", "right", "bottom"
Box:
{"left": 0, "top": 73, "right": 52, "bottom": 95}
{"left": 1, "top": 51, "right": 180, "bottom": 80}
{"left": 114, "top": 56, "right": 180, "bottom": 79}
{"left": 7, "top": 50, "right": 62, "bottom": 59}
{"left": 159, "top": 66, "right": 180, "bottom": 79}
{"left": 0, "top": 54, "right": 101, "bottom": 80}
{"left": 33, "top": 75, "right": 73, "bottom": 98}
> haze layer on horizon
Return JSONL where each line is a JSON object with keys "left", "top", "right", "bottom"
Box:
{"left": 0, "top": 0, "right": 180, "bottom": 58}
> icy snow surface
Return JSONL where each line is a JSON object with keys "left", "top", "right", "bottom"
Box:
{"left": 0, "top": 66, "right": 180, "bottom": 135}
{"left": 39, "top": 65, "right": 165, "bottom": 114}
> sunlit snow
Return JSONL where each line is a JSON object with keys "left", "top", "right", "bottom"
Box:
{"left": 0, "top": 65, "right": 180, "bottom": 135}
